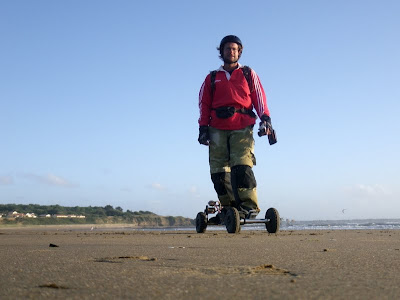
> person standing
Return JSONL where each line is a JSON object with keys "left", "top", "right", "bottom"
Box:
{"left": 198, "top": 35, "right": 276, "bottom": 220}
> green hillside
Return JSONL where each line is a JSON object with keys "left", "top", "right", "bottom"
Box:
{"left": 0, "top": 204, "right": 195, "bottom": 227}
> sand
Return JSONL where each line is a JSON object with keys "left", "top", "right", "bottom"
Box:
{"left": 0, "top": 226, "right": 399, "bottom": 299}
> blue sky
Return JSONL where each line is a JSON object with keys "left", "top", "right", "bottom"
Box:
{"left": 1, "top": 0, "right": 399, "bottom": 220}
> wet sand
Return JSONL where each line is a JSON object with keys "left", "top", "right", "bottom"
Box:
{"left": 0, "top": 226, "right": 399, "bottom": 299}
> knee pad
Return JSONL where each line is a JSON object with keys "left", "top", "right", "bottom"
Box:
{"left": 231, "top": 165, "right": 257, "bottom": 189}
{"left": 211, "top": 172, "right": 231, "bottom": 196}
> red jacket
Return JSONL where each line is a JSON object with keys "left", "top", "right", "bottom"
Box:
{"left": 198, "top": 64, "right": 270, "bottom": 130}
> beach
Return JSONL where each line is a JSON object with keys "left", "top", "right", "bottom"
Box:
{"left": 0, "top": 226, "right": 399, "bottom": 299}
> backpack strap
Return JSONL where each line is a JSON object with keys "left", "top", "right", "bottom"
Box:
{"left": 210, "top": 70, "right": 217, "bottom": 94}
{"left": 241, "top": 65, "right": 254, "bottom": 92}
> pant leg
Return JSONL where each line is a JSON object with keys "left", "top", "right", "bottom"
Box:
{"left": 208, "top": 127, "right": 235, "bottom": 206}
{"left": 229, "top": 126, "right": 259, "bottom": 210}
{"left": 211, "top": 172, "right": 235, "bottom": 207}
{"left": 231, "top": 165, "right": 259, "bottom": 210}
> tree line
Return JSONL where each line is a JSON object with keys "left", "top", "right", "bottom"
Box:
{"left": 0, "top": 204, "right": 194, "bottom": 227}
{"left": 0, "top": 204, "right": 155, "bottom": 217}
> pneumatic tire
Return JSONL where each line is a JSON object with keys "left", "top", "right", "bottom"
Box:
{"left": 225, "top": 207, "right": 241, "bottom": 234}
{"left": 265, "top": 208, "right": 280, "bottom": 233}
{"left": 196, "top": 212, "right": 207, "bottom": 233}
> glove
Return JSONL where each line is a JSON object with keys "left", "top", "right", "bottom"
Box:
{"left": 198, "top": 126, "right": 210, "bottom": 145}
{"left": 258, "top": 115, "right": 272, "bottom": 136}
{"left": 258, "top": 115, "right": 277, "bottom": 145}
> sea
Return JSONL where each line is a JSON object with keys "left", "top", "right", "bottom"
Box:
{"left": 100, "top": 219, "right": 400, "bottom": 232}
{"left": 276, "top": 219, "right": 400, "bottom": 231}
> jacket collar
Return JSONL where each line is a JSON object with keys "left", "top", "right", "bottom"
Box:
{"left": 218, "top": 63, "right": 242, "bottom": 80}
{"left": 218, "top": 63, "right": 242, "bottom": 72}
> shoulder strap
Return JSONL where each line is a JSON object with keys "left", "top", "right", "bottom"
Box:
{"left": 210, "top": 70, "right": 217, "bottom": 94}
{"left": 241, "top": 65, "right": 253, "bottom": 92}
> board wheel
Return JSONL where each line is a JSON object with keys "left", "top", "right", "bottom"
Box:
{"left": 195, "top": 212, "right": 207, "bottom": 233}
{"left": 265, "top": 207, "right": 280, "bottom": 233}
{"left": 225, "top": 207, "right": 241, "bottom": 234}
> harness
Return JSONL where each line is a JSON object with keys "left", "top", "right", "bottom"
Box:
{"left": 210, "top": 65, "right": 253, "bottom": 93}
{"left": 210, "top": 66, "right": 256, "bottom": 119}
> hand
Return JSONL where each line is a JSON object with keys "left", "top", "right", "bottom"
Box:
{"left": 257, "top": 115, "right": 273, "bottom": 137}
{"left": 198, "top": 126, "right": 210, "bottom": 145}
{"left": 258, "top": 115, "right": 277, "bottom": 145}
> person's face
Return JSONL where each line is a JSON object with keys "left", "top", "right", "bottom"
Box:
{"left": 222, "top": 42, "right": 241, "bottom": 64}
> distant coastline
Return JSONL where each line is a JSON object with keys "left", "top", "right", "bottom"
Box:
{"left": 1, "top": 204, "right": 398, "bottom": 230}
{"left": 0, "top": 204, "right": 195, "bottom": 227}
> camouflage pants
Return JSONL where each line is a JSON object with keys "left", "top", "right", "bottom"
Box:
{"left": 208, "top": 126, "right": 258, "bottom": 210}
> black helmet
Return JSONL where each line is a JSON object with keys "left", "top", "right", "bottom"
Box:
{"left": 219, "top": 35, "right": 243, "bottom": 56}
